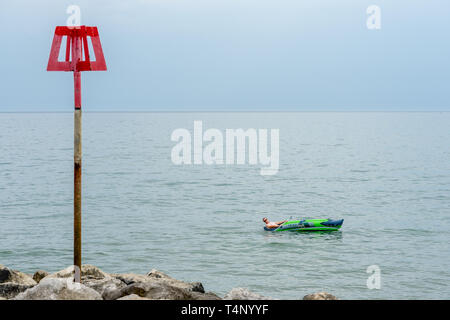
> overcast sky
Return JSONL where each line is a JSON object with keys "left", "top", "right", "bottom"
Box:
{"left": 0, "top": 0, "right": 449, "bottom": 111}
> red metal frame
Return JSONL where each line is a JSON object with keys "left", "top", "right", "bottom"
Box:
{"left": 47, "top": 26, "right": 107, "bottom": 72}
{"left": 47, "top": 25, "right": 106, "bottom": 109}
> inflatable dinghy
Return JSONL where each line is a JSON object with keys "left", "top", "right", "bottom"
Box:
{"left": 264, "top": 219, "right": 344, "bottom": 232}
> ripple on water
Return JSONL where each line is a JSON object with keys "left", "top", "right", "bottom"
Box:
{"left": 1, "top": 112, "right": 450, "bottom": 299}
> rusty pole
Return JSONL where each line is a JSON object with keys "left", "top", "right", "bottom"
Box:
{"left": 73, "top": 35, "right": 82, "bottom": 283}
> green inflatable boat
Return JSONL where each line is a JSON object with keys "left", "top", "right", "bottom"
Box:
{"left": 264, "top": 219, "right": 344, "bottom": 232}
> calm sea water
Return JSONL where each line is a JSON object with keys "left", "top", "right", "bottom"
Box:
{"left": 0, "top": 112, "right": 449, "bottom": 299}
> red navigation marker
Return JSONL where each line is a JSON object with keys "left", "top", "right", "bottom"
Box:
{"left": 47, "top": 26, "right": 107, "bottom": 108}
{"left": 47, "top": 26, "right": 106, "bottom": 282}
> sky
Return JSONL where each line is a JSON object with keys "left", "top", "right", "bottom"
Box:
{"left": 0, "top": 0, "right": 449, "bottom": 111}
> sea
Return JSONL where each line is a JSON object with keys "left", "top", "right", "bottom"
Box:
{"left": 0, "top": 112, "right": 449, "bottom": 299}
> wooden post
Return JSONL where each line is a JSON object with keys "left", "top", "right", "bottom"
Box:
{"left": 73, "top": 34, "right": 82, "bottom": 282}
{"left": 74, "top": 106, "right": 82, "bottom": 282}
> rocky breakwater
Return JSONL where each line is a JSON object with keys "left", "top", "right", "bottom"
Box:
{"left": 0, "top": 264, "right": 337, "bottom": 300}
{"left": 0, "top": 264, "right": 37, "bottom": 299}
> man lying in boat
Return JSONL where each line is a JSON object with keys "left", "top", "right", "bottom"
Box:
{"left": 262, "top": 217, "right": 287, "bottom": 229}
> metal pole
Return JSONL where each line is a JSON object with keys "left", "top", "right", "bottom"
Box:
{"left": 73, "top": 35, "right": 82, "bottom": 283}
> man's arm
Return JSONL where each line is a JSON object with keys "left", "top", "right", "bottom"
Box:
{"left": 276, "top": 220, "right": 288, "bottom": 225}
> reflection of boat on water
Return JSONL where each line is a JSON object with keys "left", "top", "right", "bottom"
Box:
{"left": 263, "top": 228, "right": 344, "bottom": 242}
{"left": 264, "top": 219, "right": 344, "bottom": 232}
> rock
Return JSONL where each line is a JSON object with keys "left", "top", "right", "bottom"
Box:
{"left": 43, "top": 265, "right": 109, "bottom": 281}
{"left": 12, "top": 278, "right": 102, "bottom": 300}
{"left": 223, "top": 288, "right": 273, "bottom": 300}
{"left": 32, "top": 270, "right": 49, "bottom": 283}
{"left": 0, "top": 283, "right": 35, "bottom": 299}
{"left": 303, "top": 292, "right": 338, "bottom": 300}
{"left": 0, "top": 265, "right": 37, "bottom": 299}
{"left": 112, "top": 269, "right": 205, "bottom": 294}
{"left": 147, "top": 269, "right": 205, "bottom": 293}
{"left": 42, "top": 265, "right": 127, "bottom": 300}
{"left": 117, "top": 294, "right": 151, "bottom": 300}
{"left": 192, "top": 291, "right": 222, "bottom": 300}
{"left": 190, "top": 282, "right": 205, "bottom": 293}
{"left": 83, "top": 277, "right": 127, "bottom": 300}
{"left": 0, "top": 264, "right": 36, "bottom": 286}
{"left": 105, "top": 282, "right": 167, "bottom": 300}
{"left": 147, "top": 269, "right": 170, "bottom": 279}
{"left": 105, "top": 281, "right": 221, "bottom": 300}
{"left": 2, "top": 265, "right": 270, "bottom": 300}
{"left": 112, "top": 273, "right": 151, "bottom": 285}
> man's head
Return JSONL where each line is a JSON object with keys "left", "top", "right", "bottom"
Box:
{"left": 262, "top": 217, "right": 268, "bottom": 223}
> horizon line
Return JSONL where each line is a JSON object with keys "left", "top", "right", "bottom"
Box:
{"left": 0, "top": 110, "right": 449, "bottom": 114}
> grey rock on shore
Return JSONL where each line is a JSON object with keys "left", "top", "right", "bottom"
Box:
{"left": 224, "top": 287, "right": 273, "bottom": 300}
{"left": 3, "top": 264, "right": 220, "bottom": 300}
{"left": 43, "top": 264, "right": 110, "bottom": 280}
{"left": 106, "top": 269, "right": 219, "bottom": 300}
{"left": 0, "top": 264, "right": 37, "bottom": 299}
{"left": 0, "top": 264, "right": 337, "bottom": 300}
{"left": 117, "top": 294, "right": 151, "bottom": 300}
{"left": 32, "top": 270, "right": 49, "bottom": 283}
{"left": 104, "top": 281, "right": 220, "bottom": 300}
{"left": 41, "top": 265, "right": 126, "bottom": 299}
{"left": 303, "top": 292, "right": 338, "bottom": 300}
{"left": 0, "top": 264, "right": 36, "bottom": 286}
{"left": 13, "top": 278, "right": 102, "bottom": 300}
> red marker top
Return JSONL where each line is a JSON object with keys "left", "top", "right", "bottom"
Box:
{"left": 47, "top": 25, "right": 107, "bottom": 72}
